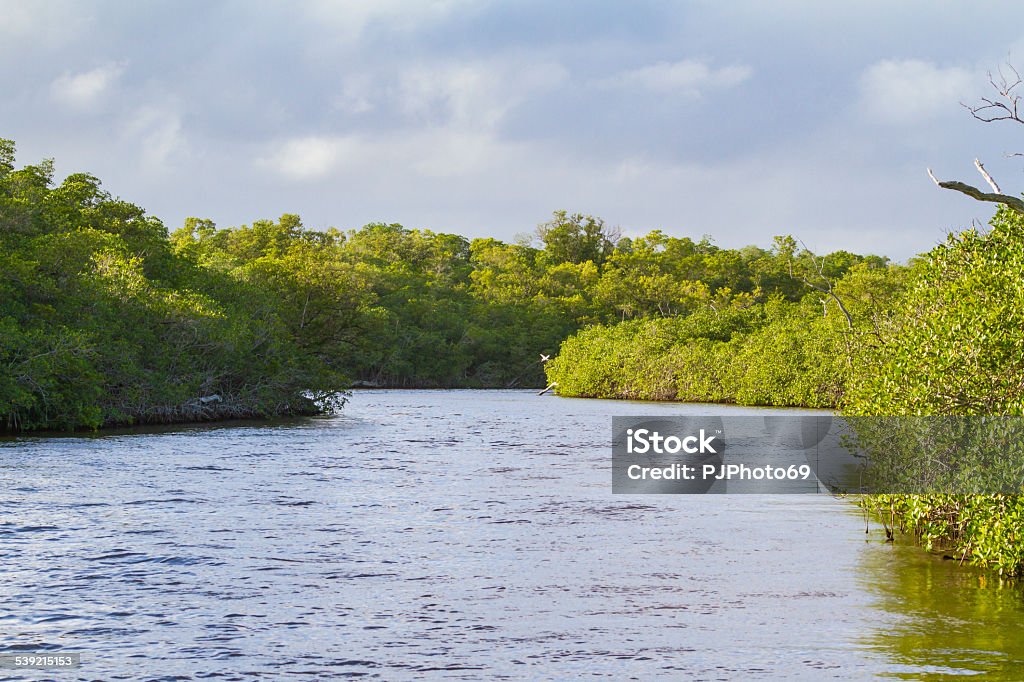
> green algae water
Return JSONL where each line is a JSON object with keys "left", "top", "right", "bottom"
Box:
{"left": 859, "top": 537, "right": 1024, "bottom": 680}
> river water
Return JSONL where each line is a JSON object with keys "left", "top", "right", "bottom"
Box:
{"left": 2, "top": 389, "right": 1023, "bottom": 680}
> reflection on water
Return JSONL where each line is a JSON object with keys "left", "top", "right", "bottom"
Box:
{"left": 859, "top": 537, "right": 1024, "bottom": 680}
{"left": 0, "top": 389, "right": 1021, "bottom": 679}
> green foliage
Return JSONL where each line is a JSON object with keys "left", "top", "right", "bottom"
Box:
{"left": 728, "top": 299, "right": 847, "bottom": 407}
{"left": 0, "top": 140, "right": 348, "bottom": 430}
{"left": 843, "top": 207, "right": 1024, "bottom": 577}
{"left": 862, "top": 494, "right": 1024, "bottom": 577}
{"left": 536, "top": 210, "right": 618, "bottom": 267}
{"left": 847, "top": 207, "right": 1024, "bottom": 416}
{"left": 546, "top": 250, "right": 898, "bottom": 409}
{"left": 546, "top": 299, "right": 845, "bottom": 408}
{"left": 169, "top": 207, "right": 892, "bottom": 394}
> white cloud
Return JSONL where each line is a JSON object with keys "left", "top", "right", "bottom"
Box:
{"left": 328, "top": 57, "right": 568, "bottom": 131}
{"left": 598, "top": 59, "right": 752, "bottom": 96}
{"left": 0, "top": 1, "right": 86, "bottom": 47}
{"left": 404, "top": 130, "right": 504, "bottom": 177}
{"left": 259, "top": 136, "right": 353, "bottom": 180}
{"left": 124, "top": 107, "right": 187, "bottom": 171}
{"left": 259, "top": 128, "right": 519, "bottom": 183}
{"left": 859, "top": 59, "right": 975, "bottom": 124}
{"left": 395, "top": 60, "right": 567, "bottom": 131}
{"left": 51, "top": 63, "right": 125, "bottom": 110}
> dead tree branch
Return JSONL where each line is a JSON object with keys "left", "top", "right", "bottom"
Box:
{"left": 974, "top": 158, "right": 1001, "bottom": 193}
{"left": 789, "top": 242, "right": 854, "bottom": 330}
{"left": 927, "top": 167, "right": 1024, "bottom": 215}
{"left": 963, "top": 63, "right": 1024, "bottom": 125}
{"left": 934, "top": 61, "right": 1024, "bottom": 212}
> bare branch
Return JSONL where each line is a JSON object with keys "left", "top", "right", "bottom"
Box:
{"left": 926, "top": 169, "right": 1024, "bottom": 214}
{"left": 974, "top": 158, "right": 1001, "bottom": 193}
{"left": 963, "top": 63, "right": 1024, "bottom": 125}
{"left": 790, "top": 240, "right": 854, "bottom": 330}
{"left": 964, "top": 97, "right": 1024, "bottom": 124}
{"left": 938, "top": 63, "right": 1024, "bottom": 210}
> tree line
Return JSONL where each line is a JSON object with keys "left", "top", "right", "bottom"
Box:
{"left": 0, "top": 136, "right": 889, "bottom": 430}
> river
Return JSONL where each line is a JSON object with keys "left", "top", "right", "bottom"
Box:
{"left": 1, "top": 389, "right": 1022, "bottom": 680}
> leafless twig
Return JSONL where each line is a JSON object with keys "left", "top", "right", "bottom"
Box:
{"left": 789, "top": 241, "right": 854, "bottom": 330}
{"left": 963, "top": 63, "right": 1024, "bottom": 124}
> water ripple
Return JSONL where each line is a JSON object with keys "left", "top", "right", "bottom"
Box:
{"left": 1, "top": 390, "right": 1022, "bottom": 679}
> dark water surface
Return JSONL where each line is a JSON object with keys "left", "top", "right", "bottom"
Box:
{"left": 2, "top": 390, "right": 1023, "bottom": 680}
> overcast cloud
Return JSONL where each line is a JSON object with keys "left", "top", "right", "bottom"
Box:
{"left": 4, "top": 0, "right": 1024, "bottom": 259}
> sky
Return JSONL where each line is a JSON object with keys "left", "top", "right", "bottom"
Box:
{"left": 4, "top": 1, "right": 1024, "bottom": 260}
